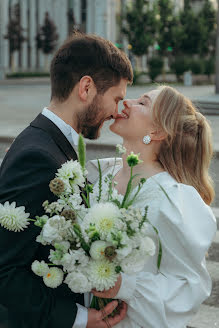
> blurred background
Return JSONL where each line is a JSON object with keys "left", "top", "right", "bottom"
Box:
{"left": 0, "top": 1, "right": 219, "bottom": 328}
{"left": 0, "top": 0, "right": 218, "bottom": 85}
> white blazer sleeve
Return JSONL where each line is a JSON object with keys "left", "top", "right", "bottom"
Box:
{"left": 115, "top": 183, "right": 217, "bottom": 328}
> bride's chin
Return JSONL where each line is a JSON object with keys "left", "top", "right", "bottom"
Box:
{"left": 110, "top": 121, "right": 123, "bottom": 136}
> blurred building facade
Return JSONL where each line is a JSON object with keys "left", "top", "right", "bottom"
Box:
{"left": 0, "top": 0, "right": 217, "bottom": 79}
{"left": 0, "top": 0, "right": 117, "bottom": 78}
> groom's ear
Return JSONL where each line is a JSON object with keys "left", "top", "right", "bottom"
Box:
{"left": 78, "top": 76, "right": 96, "bottom": 102}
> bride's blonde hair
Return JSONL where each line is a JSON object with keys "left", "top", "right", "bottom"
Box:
{"left": 152, "top": 85, "right": 214, "bottom": 205}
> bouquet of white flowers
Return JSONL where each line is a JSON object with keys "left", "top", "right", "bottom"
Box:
{"left": 0, "top": 135, "right": 162, "bottom": 311}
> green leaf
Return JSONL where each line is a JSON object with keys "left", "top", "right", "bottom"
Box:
{"left": 78, "top": 134, "right": 86, "bottom": 171}
{"left": 97, "top": 159, "right": 102, "bottom": 203}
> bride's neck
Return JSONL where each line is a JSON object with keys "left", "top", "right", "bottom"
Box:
{"left": 120, "top": 140, "right": 164, "bottom": 180}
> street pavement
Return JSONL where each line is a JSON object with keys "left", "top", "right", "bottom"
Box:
{"left": 0, "top": 79, "right": 219, "bottom": 327}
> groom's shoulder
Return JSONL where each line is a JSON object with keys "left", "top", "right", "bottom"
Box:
{"left": 1, "top": 125, "right": 60, "bottom": 170}
{"left": 10, "top": 124, "right": 58, "bottom": 155}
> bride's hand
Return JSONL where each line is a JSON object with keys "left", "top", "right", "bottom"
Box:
{"left": 92, "top": 274, "right": 122, "bottom": 299}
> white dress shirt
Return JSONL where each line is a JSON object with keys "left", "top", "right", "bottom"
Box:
{"left": 42, "top": 108, "right": 88, "bottom": 328}
{"left": 87, "top": 158, "right": 217, "bottom": 328}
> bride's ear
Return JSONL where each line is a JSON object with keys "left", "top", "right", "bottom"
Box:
{"left": 78, "top": 76, "right": 96, "bottom": 102}
{"left": 151, "top": 129, "right": 167, "bottom": 141}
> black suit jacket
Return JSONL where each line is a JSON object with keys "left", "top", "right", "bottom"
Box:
{"left": 0, "top": 114, "right": 84, "bottom": 328}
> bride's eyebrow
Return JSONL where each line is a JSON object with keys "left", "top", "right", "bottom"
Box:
{"left": 142, "top": 94, "right": 152, "bottom": 103}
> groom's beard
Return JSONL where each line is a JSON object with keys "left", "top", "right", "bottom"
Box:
{"left": 77, "top": 94, "right": 106, "bottom": 140}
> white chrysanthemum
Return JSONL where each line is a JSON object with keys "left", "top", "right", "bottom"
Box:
{"left": 84, "top": 203, "right": 121, "bottom": 239}
{"left": 90, "top": 241, "right": 110, "bottom": 260}
{"left": 89, "top": 259, "right": 118, "bottom": 291}
{"left": 61, "top": 249, "right": 89, "bottom": 272}
{"left": 41, "top": 215, "right": 71, "bottom": 244}
{"left": 31, "top": 260, "right": 49, "bottom": 277}
{"left": 56, "top": 160, "right": 85, "bottom": 192}
{"left": 65, "top": 271, "right": 92, "bottom": 293}
{"left": 140, "top": 237, "right": 156, "bottom": 256}
{"left": 43, "top": 267, "right": 64, "bottom": 288}
{"left": 0, "top": 201, "right": 30, "bottom": 232}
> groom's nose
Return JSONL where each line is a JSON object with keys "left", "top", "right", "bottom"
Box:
{"left": 111, "top": 103, "right": 119, "bottom": 119}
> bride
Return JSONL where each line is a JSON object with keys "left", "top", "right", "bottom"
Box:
{"left": 88, "top": 85, "right": 217, "bottom": 328}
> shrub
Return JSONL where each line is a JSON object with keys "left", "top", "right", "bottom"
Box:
{"left": 189, "top": 58, "right": 205, "bottom": 75}
{"left": 147, "top": 57, "right": 164, "bottom": 82}
{"left": 170, "top": 57, "right": 190, "bottom": 81}
{"left": 203, "top": 57, "right": 215, "bottom": 77}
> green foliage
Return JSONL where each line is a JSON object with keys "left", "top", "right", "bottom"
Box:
{"left": 204, "top": 57, "right": 215, "bottom": 76}
{"left": 156, "top": 0, "right": 178, "bottom": 57}
{"left": 148, "top": 57, "right": 164, "bottom": 81}
{"left": 123, "top": 0, "right": 157, "bottom": 56}
{"left": 189, "top": 58, "right": 205, "bottom": 75}
{"left": 36, "top": 12, "right": 59, "bottom": 55}
{"left": 78, "top": 134, "right": 86, "bottom": 171}
{"left": 170, "top": 0, "right": 216, "bottom": 57}
{"left": 170, "top": 57, "right": 190, "bottom": 81}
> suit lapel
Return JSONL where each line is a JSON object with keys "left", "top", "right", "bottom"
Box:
{"left": 30, "top": 114, "right": 78, "bottom": 161}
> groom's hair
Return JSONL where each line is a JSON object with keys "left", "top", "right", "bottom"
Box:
{"left": 50, "top": 33, "right": 133, "bottom": 101}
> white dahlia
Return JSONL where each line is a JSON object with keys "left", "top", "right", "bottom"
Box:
{"left": 43, "top": 267, "right": 64, "bottom": 288}
{"left": 85, "top": 203, "right": 121, "bottom": 239}
{"left": 0, "top": 201, "right": 30, "bottom": 232}
{"left": 31, "top": 260, "right": 49, "bottom": 277}
{"left": 90, "top": 241, "right": 110, "bottom": 260}
{"left": 89, "top": 259, "right": 118, "bottom": 291}
{"left": 64, "top": 271, "right": 92, "bottom": 293}
{"left": 56, "top": 160, "right": 85, "bottom": 191}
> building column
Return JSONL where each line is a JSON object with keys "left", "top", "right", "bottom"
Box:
{"left": 20, "top": 0, "right": 28, "bottom": 69}
{"left": 94, "top": 0, "right": 107, "bottom": 38}
{"left": 0, "top": 0, "right": 10, "bottom": 79}
{"left": 10, "top": 0, "right": 19, "bottom": 71}
{"left": 38, "top": 0, "right": 45, "bottom": 69}
{"left": 29, "top": 0, "right": 36, "bottom": 69}
{"left": 73, "top": 0, "right": 81, "bottom": 27}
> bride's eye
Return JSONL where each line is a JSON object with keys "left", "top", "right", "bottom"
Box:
{"left": 139, "top": 102, "right": 145, "bottom": 106}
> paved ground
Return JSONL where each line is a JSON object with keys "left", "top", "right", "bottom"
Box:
{"left": 0, "top": 79, "right": 219, "bottom": 327}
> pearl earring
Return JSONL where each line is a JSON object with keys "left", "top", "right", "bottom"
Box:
{"left": 143, "top": 135, "right": 151, "bottom": 145}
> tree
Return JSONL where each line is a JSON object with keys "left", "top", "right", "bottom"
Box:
{"left": 4, "top": 3, "right": 26, "bottom": 71}
{"left": 199, "top": 0, "right": 216, "bottom": 56}
{"left": 156, "top": 0, "right": 177, "bottom": 57}
{"left": 36, "top": 12, "right": 59, "bottom": 69}
{"left": 123, "top": 0, "right": 157, "bottom": 57}
{"left": 215, "top": 0, "right": 219, "bottom": 93}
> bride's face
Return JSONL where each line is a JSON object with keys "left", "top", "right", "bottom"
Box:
{"left": 110, "top": 90, "right": 160, "bottom": 140}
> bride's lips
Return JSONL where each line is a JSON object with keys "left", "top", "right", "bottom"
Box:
{"left": 115, "top": 110, "right": 129, "bottom": 120}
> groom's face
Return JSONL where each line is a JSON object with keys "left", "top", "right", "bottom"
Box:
{"left": 77, "top": 78, "right": 127, "bottom": 139}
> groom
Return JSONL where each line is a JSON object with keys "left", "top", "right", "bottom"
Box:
{"left": 0, "top": 33, "right": 133, "bottom": 328}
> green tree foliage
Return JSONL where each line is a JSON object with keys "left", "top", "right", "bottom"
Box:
{"left": 123, "top": 0, "right": 157, "bottom": 56}
{"left": 156, "top": 0, "right": 177, "bottom": 57}
{"left": 36, "top": 12, "right": 59, "bottom": 55}
{"left": 171, "top": 0, "right": 216, "bottom": 56}
{"left": 148, "top": 56, "right": 164, "bottom": 81}
{"left": 199, "top": 0, "right": 216, "bottom": 55}
{"left": 4, "top": 3, "right": 26, "bottom": 55}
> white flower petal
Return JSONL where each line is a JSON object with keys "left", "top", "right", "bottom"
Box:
{"left": 0, "top": 201, "right": 30, "bottom": 232}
